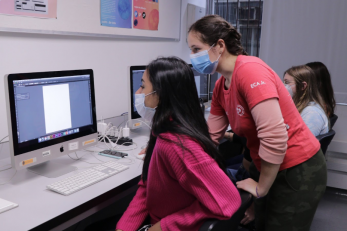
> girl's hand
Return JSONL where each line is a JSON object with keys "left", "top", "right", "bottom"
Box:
{"left": 148, "top": 222, "right": 162, "bottom": 231}
{"left": 139, "top": 148, "right": 146, "bottom": 155}
{"left": 240, "top": 202, "right": 255, "bottom": 225}
{"left": 236, "top": 178, "right": 258, "bottom": 197}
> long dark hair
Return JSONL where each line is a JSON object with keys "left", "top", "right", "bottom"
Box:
{"left": 142, "top": 57, "right": 225, "bottom": 182}
{"left": 284, "top": 65, "right": 326, "bottom": 116}
{"left": 188, "top": 15, "right": 247, "bottom": 56}
{"left": 306, "top": 62, "right": 335, "bottom": 117}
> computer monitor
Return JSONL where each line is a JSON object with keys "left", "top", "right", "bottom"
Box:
{"left": 209, "top": 72, "right": 222, "bottom": 100}
{"left": 189, "top": 64, "right": 209, "bottom": 102}
{"left": 4, "top": 69, "right": 98, "bottom": 178}
{"left": 128, "top": 66, "right": 147, "bottom": 129}
{"left": 128, "top": 65, "right": 209, "bottom": 128}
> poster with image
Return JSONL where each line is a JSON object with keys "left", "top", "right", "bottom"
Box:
{"left": 133, "top": 0, "right": 159, "bottom": 30}
{"left": 0, "top": 0, "right": 57, "bottom": 19}
{"left": 101, "top": 0, "right": 132, "bottom": 29}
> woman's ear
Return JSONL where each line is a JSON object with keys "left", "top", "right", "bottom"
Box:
{"left": 302, "top": 81, "right": 308, "bottom": 90}
{"left": 216, "top": 39, "right": 225, "bottom": 54}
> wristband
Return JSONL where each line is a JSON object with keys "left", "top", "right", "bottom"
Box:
{"left": 256, "top": 186, "right": 263, "bottom": 199}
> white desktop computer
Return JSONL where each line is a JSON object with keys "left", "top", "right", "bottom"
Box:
{"left": 128, "top": 64, "right": 212, "bottom": 129}
{"left": 128, "top": 66, "right": 147, "bottom": 129}
{"left": 4, "top": 69, "right": 98, "bottom": 178}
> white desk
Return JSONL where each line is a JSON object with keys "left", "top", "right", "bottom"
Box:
{"left": 0, "top": 131, "right": 149, "bottom": 231}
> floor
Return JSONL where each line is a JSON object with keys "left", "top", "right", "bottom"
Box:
{"left": 237, "top": 187, "right": 347, "bottom": 231}
{"left": 310, "top": 187, "right": 347, "bottom": 231}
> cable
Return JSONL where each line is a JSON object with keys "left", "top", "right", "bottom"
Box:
{"left": 113, "top": 141, "right": 138, "bottom": 151}
{"left": 117, "top": 118, "right": 151, "bottom": 130}
{"left": 0, "top": 135, "right": 9, "bottom": 143}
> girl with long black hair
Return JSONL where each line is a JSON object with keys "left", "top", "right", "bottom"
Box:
{"left": 115, "top": 57, "right": 241, "bottom": 231}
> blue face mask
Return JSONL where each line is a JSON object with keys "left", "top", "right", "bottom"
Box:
{"left": 190, "top": 44, "right": 221, "bottom": 74}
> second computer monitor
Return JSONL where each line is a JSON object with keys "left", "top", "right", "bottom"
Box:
{"left": 209, "top": 72, "right": 221, "bottom": 100}
{"left": 128, "top": 65, "right": 209, "bottom": 127}
{"left": 189, "top": 64, "right": 209, "bottom": 102}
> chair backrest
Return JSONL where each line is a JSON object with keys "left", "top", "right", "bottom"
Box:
{"left": 329, "top": 114, "right": 338, "bottom": 129}
{"left": 316, "top": 129, "right": 336, "bottom": 155}
{"left": 199, "top": 189, "right": 253, "bottom": 231}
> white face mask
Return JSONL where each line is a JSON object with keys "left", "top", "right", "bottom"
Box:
{"left": 134, "top": 91, "right": 157, "bottom": 122}
{"left": 284, "top": 84, "right": 294, "bottom": 97}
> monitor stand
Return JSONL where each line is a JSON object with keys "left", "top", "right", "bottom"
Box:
{"left": 28, "top": 161, "right": 77, "bottom": 178}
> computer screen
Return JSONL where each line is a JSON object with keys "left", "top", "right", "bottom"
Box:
{"left": 129, "top": 66, "right": 146, "bottom": 120}
{"left": 129, "top": 65, "right": 209, "bottom": 124}
{"left": 189, "top": 64, "right": 209, "bottom": 102}
{"left": 209, "top": 72, "right": 221, "bottom": 100}
{"left": 5, "top": 69, "right": 98, "bottom": 175}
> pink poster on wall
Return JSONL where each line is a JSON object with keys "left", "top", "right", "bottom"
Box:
{"left": 133, "top": 0, "right": 159, "bottom": 30}
{"left": 0, "top": 0, "right": 57, "bottom": 19}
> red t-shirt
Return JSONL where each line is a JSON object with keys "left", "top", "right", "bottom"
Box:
{"left": 211, "top": 55, "right": 320, "bottom": 171}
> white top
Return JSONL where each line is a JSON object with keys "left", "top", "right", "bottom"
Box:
{"left": 301, "top": 102, "right": 329, "bottom": 136}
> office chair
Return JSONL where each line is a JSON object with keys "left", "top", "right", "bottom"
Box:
{"left": 316, "top": 129, "right": 336, "bottom": 155}
{"left": 199, "top": 189, "right": 253, "bottom": 231}
{"left": 329, "top": 114, "right": 338, "bottom": 129}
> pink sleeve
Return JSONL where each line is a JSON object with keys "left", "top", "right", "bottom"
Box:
{"left": 207, "top": 113, "right": 229, "bottom": 145}
{"left": 160, "top": 160, "right": 241, "bottom": 231}
{"left": 251, "top": 98, "right": 288, "bottom": 164}
{"left": 116, "top": 179, "right": 149, "bottom": 231}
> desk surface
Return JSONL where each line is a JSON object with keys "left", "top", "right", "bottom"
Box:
{"left": 0, "top": 131, "right": 149, "bottom": 231}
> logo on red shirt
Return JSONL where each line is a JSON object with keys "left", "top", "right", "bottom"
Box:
{"left": 250, "top": 81, "right": 266, "bottom": 88}
{"left": 236, "top": 105, "right": 244, "bottom": 116}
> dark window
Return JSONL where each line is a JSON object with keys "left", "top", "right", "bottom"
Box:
{"left": 209, "top": 0, "right": 263, "bottom": 57}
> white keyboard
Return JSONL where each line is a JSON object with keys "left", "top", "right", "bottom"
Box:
{"left": 47, "top": 161, "right": 129, "bottom": 196}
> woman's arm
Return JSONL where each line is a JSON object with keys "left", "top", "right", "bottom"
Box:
{"left": 116, "top": 179, "right": 149, "bottom": 231}
{"left": 160, "top": 159, "right": 241, "bottom": 231}
{"left": 207, "top": 113, "right": 229, "bottom": 145}
{"left": 237, "top": 98, "right": 288, "bottom": 197}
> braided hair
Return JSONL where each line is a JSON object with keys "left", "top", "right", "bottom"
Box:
{"left": 188, "top": 15, "right": 247, "bottom": 56}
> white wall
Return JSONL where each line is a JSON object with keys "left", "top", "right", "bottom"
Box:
{"left": 0, "top": 0, "right": 206, "bottom": 140}
{"left": 260, "top": 0, "right": 347, "bottom": 154}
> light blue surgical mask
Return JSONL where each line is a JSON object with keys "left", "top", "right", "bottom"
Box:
{"left": 190, "top": 44, "right": 222, "bottom": 74}
{"left": 134, "top": 91, "right": 157, "bottom": 122}
{"left": 284, "top": 84, "right": 294, "bottom": 98}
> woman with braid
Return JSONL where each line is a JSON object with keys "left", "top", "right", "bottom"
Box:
{"left": 283, "top": 65, "right": 329, "bottom": 136}
{"left": 188, "top": 15, "right": 327, "bottom": 231}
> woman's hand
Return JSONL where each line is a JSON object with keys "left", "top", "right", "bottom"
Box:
{"left": 236, "top": 178, "right": 258, "bottom": 198}
{"left": 148, "top": 221, "right": 162, "bottom": 231}
{"left": 224, "top": 131, "right": 234, "bottom": 141}
{"left": 139, "top": 147, "right": 146, "bottom": 155}
{"left": 240, "top": 202, "right": 255, "bottom": 225}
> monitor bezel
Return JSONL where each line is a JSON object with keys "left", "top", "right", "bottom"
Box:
{"left": 129, "top": 65, "right": 147, "bottom": 120}
{"left": 6, "top": 69, "right": 97, "bottom": 156}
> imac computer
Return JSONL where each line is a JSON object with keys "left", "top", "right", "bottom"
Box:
{"left": 4, "top": 69, "right": 98, "bottom": 178}
{"left": 128, "top": 65, "right": 209, "bottom": 128}
{"left": 128, "top": 65, "right": 147, "bottom": 129}
{"left": 209, "top": 72, "right": 221, "bottom": 100}
{"left": 189, "top": 64, "right": 209, "bottom": 102}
